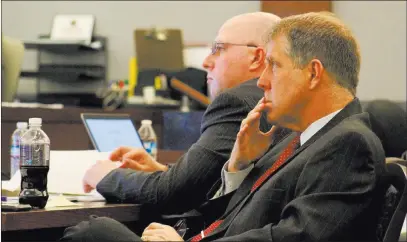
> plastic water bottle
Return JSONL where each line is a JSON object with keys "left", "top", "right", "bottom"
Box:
{"left": 19, "top": 118, "right": 50, "bottom": 208}
{"left": 10, "top": 122, "right": 28, "bottom": 178}
{"left": 138, "top": 120, "right": 158, "bottom": 159}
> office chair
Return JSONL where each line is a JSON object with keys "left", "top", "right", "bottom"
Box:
{"left": 364, "top": 99, "right": 407, "bottom": 158}
{"left": 376, "top": 162, "right": 407, "bottom": 242}
{"left": 1, "top": 36, "right": 25, "bottom": 102}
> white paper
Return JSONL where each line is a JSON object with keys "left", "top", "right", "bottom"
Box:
{"left": 1, "top": 170, "right": 22, "bottom": 195}
{"left": 51, "top": 15, "right": 95, "bottom": 45}
{"left": 47, "top": 150, "right": 112, "bottom": 196}
{"left": 45, "top": 195, "right": 80, "bottom": 208}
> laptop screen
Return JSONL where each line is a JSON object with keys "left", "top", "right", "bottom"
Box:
{"left": 82, "top": 115, "right": 144, "bottom": 152}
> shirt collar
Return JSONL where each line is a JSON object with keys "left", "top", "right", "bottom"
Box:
{"left": 300, "top": 109, "right": 342, "bottom": 146}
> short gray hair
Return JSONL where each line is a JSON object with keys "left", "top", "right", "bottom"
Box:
{"left": 265, "top": 12, "right": 361, "bottom": 95}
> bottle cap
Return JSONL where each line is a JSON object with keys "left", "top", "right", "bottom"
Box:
{"left": 141, "top": 120, "right": 152, "bottom": 125}
{"left": 29, "top": 118, "right": 42, "bottom": 125}
{"left": 16, "top": 122, "right": 28, "bottom": 129}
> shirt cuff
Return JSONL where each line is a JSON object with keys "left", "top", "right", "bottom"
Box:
{"left": 212, "top": 161, "right": 254, "bottom": 199}
{"left": 223, "top": 161, "right": 254, "bottom": 194}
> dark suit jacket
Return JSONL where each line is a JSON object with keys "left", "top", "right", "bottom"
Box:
{"left": 96, "top": 79, "right": 288, "bottom": 214}
{"left": 200, "top": 99, "right": 386, "bottom": 242}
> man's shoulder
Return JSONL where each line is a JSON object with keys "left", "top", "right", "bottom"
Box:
{"left": 335, "top": 112, "right": 379, "bottom": 139}
{"left": 323, "top": 112, "right": 384, "bottom": 156}
{"left": 224, "top": 78, "right": 261, "bottom": 98}
{"left": 211, "top": 78, "right": 262, "bottom": 108}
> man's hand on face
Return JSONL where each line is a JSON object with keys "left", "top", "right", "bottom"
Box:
{"left": 82, "top": 160, "right": 119, "bottom": 193}
{"left": 141, "top": 222, "right": 184, "bottom": 241}
{"left": 228, "top": 98, "right": 277, "bottom": 172}
{"left": 109, "top": 146, "right": 168, "bottom": 172}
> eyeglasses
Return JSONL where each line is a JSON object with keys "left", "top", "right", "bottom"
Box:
{"left": 211, "top": 41, "right": 258, "bottom": 55}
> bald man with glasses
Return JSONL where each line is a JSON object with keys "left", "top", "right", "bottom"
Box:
{"left": 65, "top": 12, "right": 290, "bottom": 241}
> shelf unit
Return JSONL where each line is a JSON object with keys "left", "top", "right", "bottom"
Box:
{"left": 21, "top": 35, "right": 108, "bottom": 106}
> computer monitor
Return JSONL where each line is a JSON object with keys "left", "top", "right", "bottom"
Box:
{"left": 1, "top": 36, "right": 25, "bottom": 102}
{"left": 81, "top": 113, "right": 144, "bottom": 152}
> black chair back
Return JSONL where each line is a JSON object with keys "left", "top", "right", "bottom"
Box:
{"left": 377, "top": 162, "right": 407, "bottom": 242}
{"left": 364, "top": 100, "right": 407, "bottom": 158}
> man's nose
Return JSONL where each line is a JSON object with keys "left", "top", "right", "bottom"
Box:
{"left": 202, "top": 54, "right": 214, "bottom": 70}
{"left": 257, "top": 69, "right": 269, "bottom": 90}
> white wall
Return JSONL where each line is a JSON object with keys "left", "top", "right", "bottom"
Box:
{"left": 333, "top": 1, "right": 406, "bottom": 102}
{"left": 2, "top": 1, "right": 406, "bottom": 102}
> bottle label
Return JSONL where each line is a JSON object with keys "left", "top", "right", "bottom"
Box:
{"left": 143, "top": 141, "right": 157, "bottom": 158}
{"left": 20, "top": 144, "right": 50, "bottom": 166}
{"left": 11, "top": 133, "right": 23, "bottom": 176}
{"left": 10, "top": 145, "right": 20, "bottom": 176}
{"left": 11, "top": 145, "right": 20, "bottom": 157}
{"left": 11, "top": 138, "right": 20, "bottom": 146}
{"left": 11, "top": 136, "right": 21, "bottom": 157}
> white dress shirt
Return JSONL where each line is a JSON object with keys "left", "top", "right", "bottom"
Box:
{"left": 213, "top": 109, "right": 343, "bottom": 199}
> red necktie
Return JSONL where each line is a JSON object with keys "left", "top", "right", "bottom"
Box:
{"left": 251, "top": 135, "right": 300, "bottom": 192}
{"left": 190, "top": 220, "right": 224, "bottom": 242}
{"left": 190, "top": 135, "right": 301, "bottom": 242}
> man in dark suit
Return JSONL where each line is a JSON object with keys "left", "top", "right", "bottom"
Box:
{"left": 62, "top": 12, "right": 385, "bottom": 242}
{"left": 80, "top": 12, "right": 284, "bottom": 215}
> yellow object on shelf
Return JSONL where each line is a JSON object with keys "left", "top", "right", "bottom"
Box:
{"left": 154, "top": 75, "right": 162, "bottom": 90}
{"left": 128, "top": 57, "right": 138, "bottom": 96}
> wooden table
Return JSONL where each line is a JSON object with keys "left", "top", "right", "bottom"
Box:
{"left": 1, "top": 202, "right": 141, "bottom": 231}
{"left": 2, "top": 202, "right": 142, "bottom": 240}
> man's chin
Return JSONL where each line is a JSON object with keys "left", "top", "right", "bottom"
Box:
{"left": 265, "top": 109, "right": 285, "bottom": 127}
{"left": 267, "top": 113, "right": 300, "bottom": 131}
{"left": 266, "top": 112, "right": 278, "bottom": 125}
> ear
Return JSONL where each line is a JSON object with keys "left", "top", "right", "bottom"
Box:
{"left": 248, "top": 48, "right": 265, "bottom": 71}
{"left": 307, "top": 59, "right": 324, "bottom": 90}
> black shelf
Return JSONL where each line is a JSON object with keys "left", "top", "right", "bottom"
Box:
{"left": 21, "top": 65, "right": 104, "bottom": 81}
{"left": 23, "top": 36, "right": 106, "bottom": 54}
{"left": 19, "top": 34, "right": 108, "bottom": 106}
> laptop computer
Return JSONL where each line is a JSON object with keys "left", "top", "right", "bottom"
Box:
{"left": 80, "top": 113, "right": 144, "bottom": 152}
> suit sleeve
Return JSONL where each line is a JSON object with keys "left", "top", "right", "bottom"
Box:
{"left": 96, "top": 91, "right": 256, "bottom": 214}
{"left": 214, "top": 131, "right": 385, "bottom": 242}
